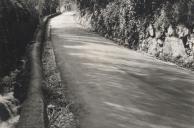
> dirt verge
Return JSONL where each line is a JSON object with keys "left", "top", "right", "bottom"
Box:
{"left": 42, "top": 21, "right": 78, "bottom": 128}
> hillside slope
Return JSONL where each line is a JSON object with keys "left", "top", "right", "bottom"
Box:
{"left": 0, "top": 0, "right": 39, "bottom": 77}
{"left": 76, "top": 0, "right": 194, "bottom": 70}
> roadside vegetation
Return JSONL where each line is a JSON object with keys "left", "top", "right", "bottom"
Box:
{"left": 42, "top": 28, "right": 78, "bottom": 128}
{"left": 0, "top": 0, "right": 59, "bottom": 77}
{"left": 76, "top": 0, "right": 194, "bottom": 70}
{"left": 0, "top": 0, "right": 59, "bottom": 127}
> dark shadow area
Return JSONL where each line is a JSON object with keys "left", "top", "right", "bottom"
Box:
{"left": 0, "top": 0, "right": 38, "bottom": 77}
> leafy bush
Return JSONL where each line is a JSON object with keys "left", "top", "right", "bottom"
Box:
{"left": 77, "top": 0, "right": 194, "bottom": 46}
{"left": 76, "top": 0, "right": 194, "bottom": 69}
{"left": 0, "top": 0, "right": 38, "bottom": 77}
{"left": 43, "top": 0, "right": 59, "bottom": 16}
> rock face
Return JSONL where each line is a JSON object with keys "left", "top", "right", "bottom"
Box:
{"left": 166, "top": 25, "right": 175, "bottom": 37}
{"left": 176, "top": 25, "right": 189, "bottom": 38}
{"left": 145, "top": 24, "right": 193, "bottom": 68}
{"left": 187, "top": 33, "right": 194, "bottom": 54}
{"left": 155, "top": 30, "right": 162, "bottom": 39}
{"left": 147, "top": 38, "right": 161, "bottom": 56}
{"left": 163, "top": 37, "right": 187, "bottom": 60}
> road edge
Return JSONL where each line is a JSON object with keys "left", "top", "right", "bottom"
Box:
{"left": 16, "top": 13, "right": 61, "bottom": 128}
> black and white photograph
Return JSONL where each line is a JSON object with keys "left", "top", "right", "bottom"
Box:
{"left": 0, "top": 0, "right": 194, "bottom": 128}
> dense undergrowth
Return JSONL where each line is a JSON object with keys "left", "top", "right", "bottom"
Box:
{"left": 0, "top": 1, "right": 42, "bottom": 110}
{"left": 0, "top": 0, "right": 59, "bottom": 78}
{"left": 0, "top": 1, "right": 59, "bottom": 125}
{"left": 0, "top": 1, "right": 40, "bottom": 126}
{"left": 0, "top": 0, "right": 59, "bottom": 94}
{"left": 76, "top": 0, "right": 194, "bottom": 69}
{"left": 0, "top": 0, "right": 37, "bottom": 77}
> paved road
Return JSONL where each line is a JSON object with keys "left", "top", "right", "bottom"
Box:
{"left": 50, "top": 12, "right": 194, "bottom": 128}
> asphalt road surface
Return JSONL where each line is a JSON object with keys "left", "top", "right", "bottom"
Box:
{"left": 50, "top": 12, "right": 194, "bottom": 128}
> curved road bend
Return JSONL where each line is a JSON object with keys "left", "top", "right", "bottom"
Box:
{"left": 50, "top": 12, "right": 194, "bottom": 128}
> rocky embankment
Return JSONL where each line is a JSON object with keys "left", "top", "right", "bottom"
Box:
{"left": 140, "top": 24, "right": 194, "bottom": 69}
{"left": 76, "top": 13, "right": 194, "bottom": 70}
{"left": 75, "top": 1, "right": 194, "bottom": 70}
